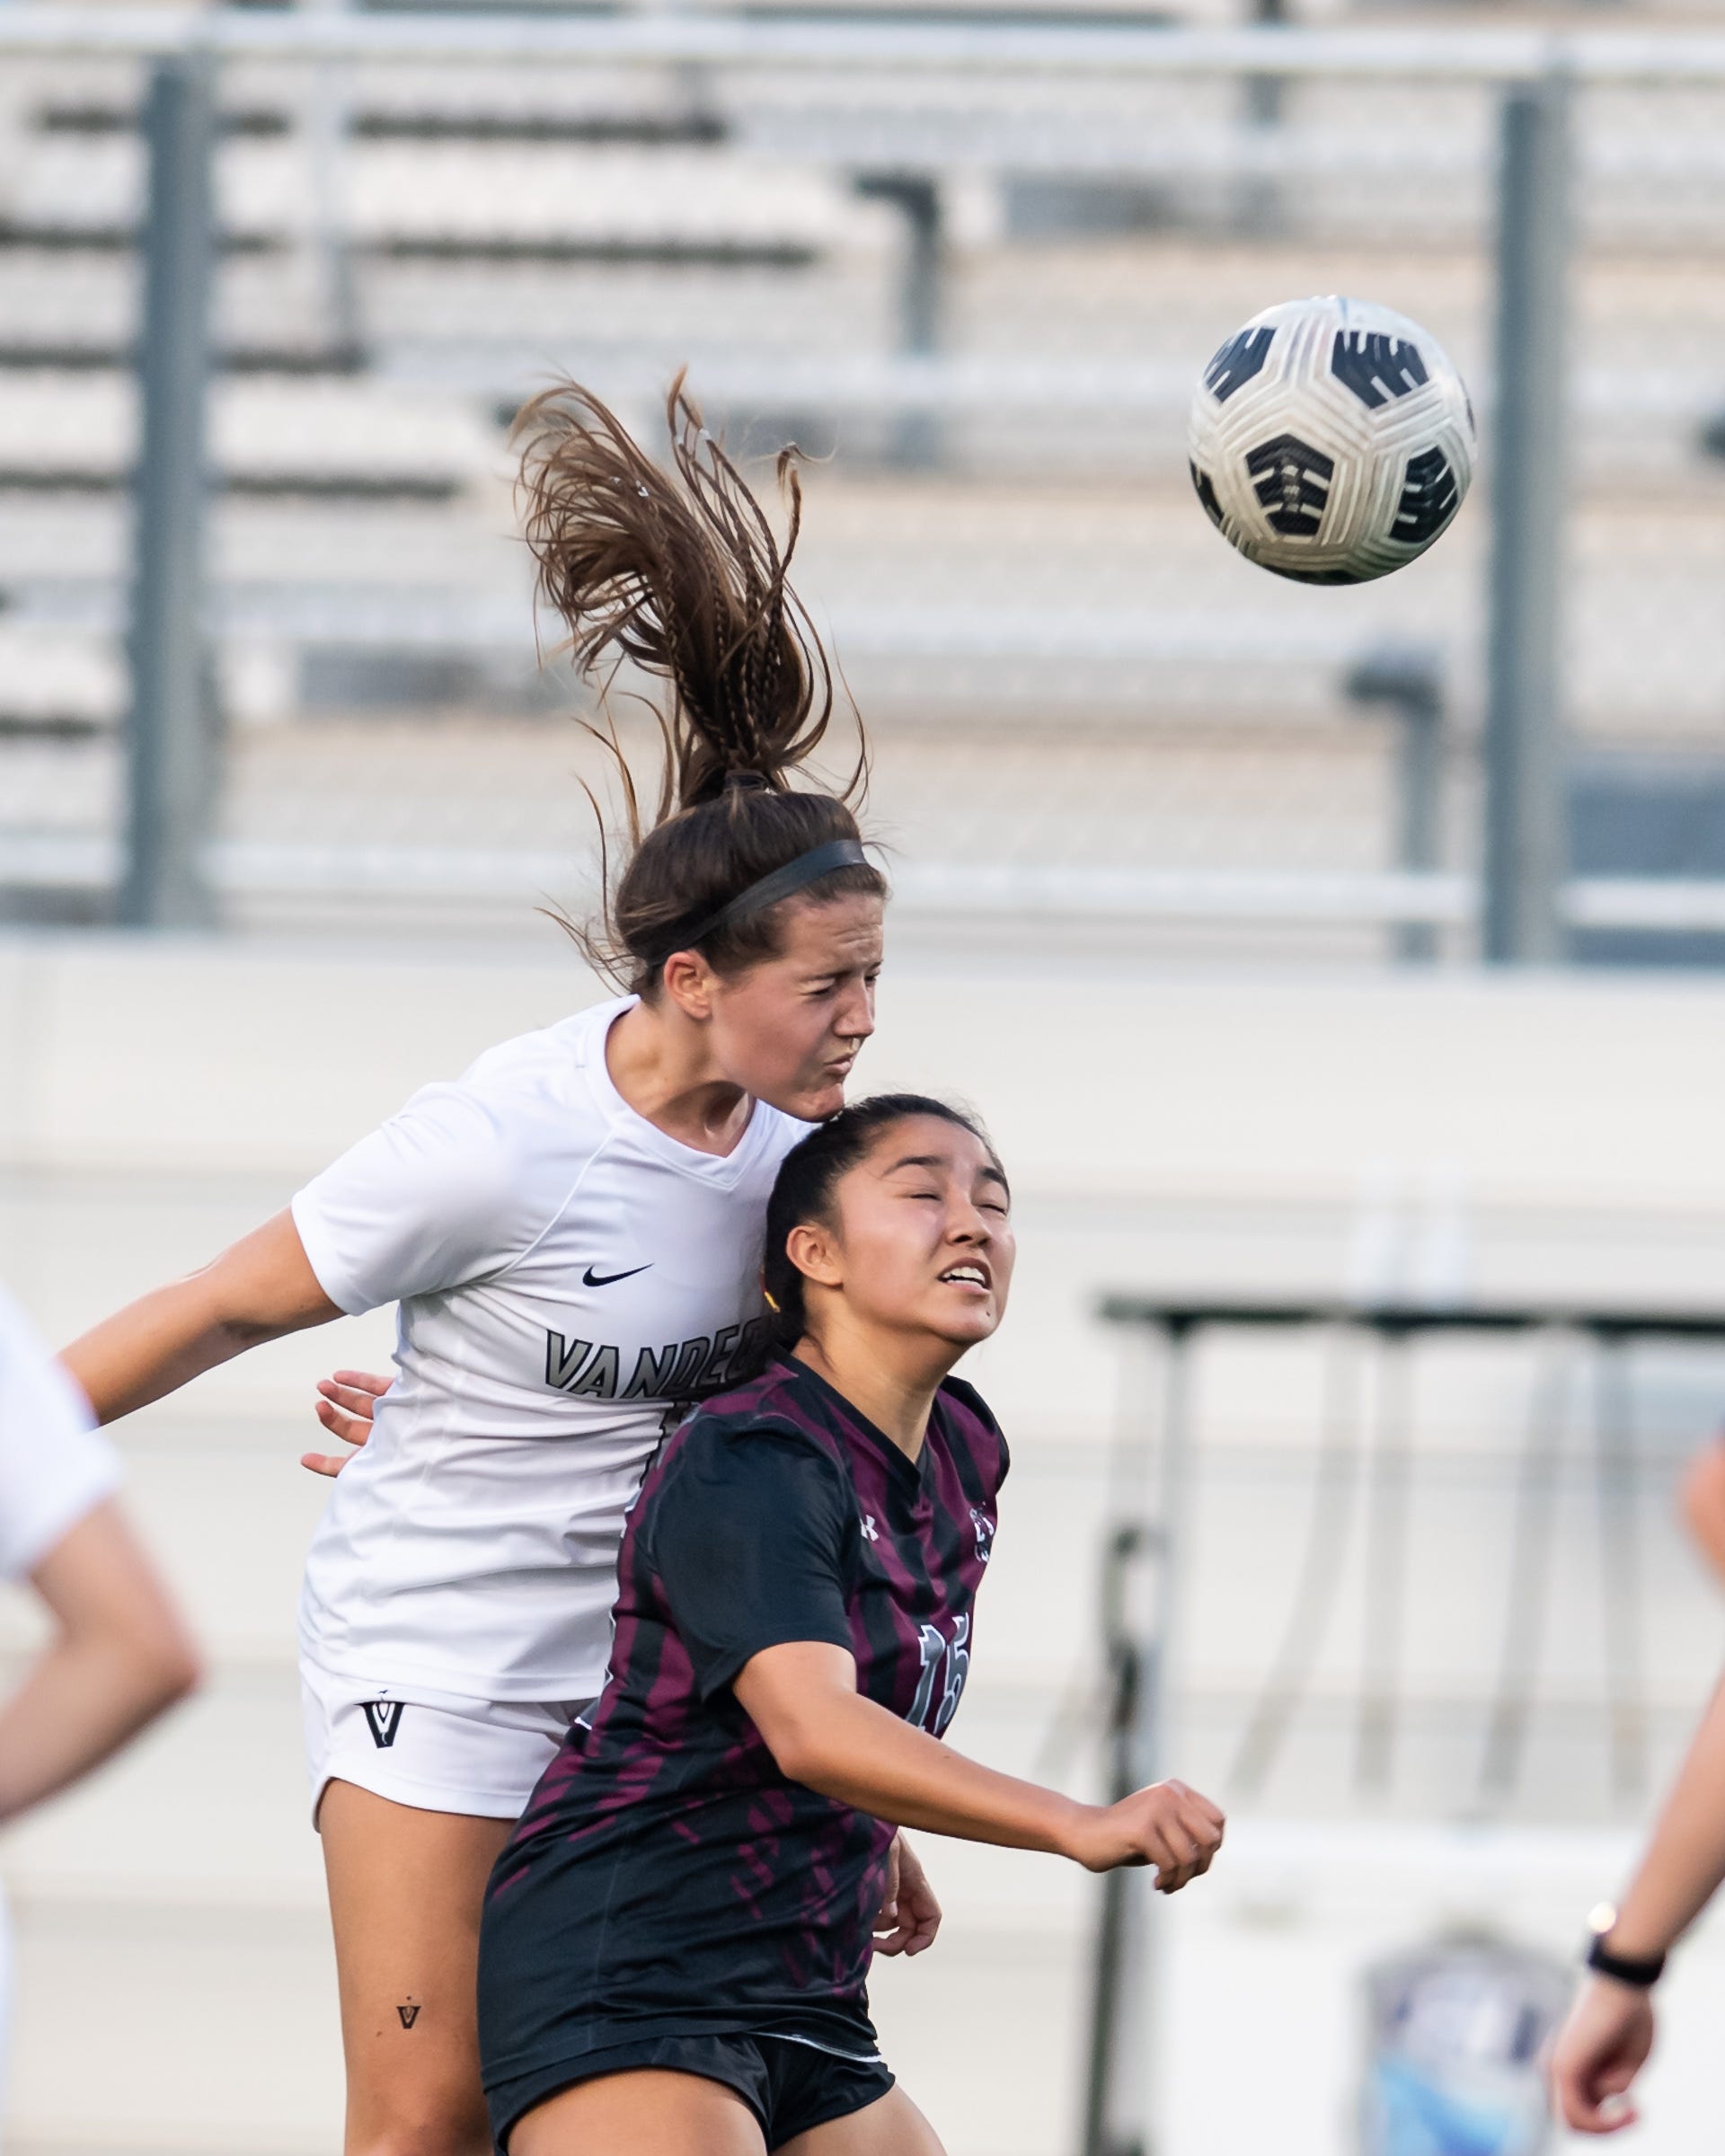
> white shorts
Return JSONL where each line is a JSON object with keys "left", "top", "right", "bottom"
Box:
{"left": 300, "top": 1659, "right": 592, "bottom": 1825}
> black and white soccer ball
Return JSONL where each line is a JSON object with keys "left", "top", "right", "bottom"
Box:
{"left": 1188, "top": 296, "right": 1476, "bottom": 584}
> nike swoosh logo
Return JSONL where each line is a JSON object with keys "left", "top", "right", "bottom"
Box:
{"left": 583, "top": 1262, "right": 652, "bottom": 1289}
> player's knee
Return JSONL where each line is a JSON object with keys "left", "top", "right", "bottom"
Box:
{"left": 350, "top": 2128, "right": 489, "bottom": 2156}
{"left": 349, "top": 2095, "right": 491, "bottom": 2156}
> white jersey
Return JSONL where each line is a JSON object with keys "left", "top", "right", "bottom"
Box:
{"left": 291, "top": 994, "right": 808, "bottom": 1701}
{"left": 0, "top": 1281, "right": 121, "bottom": 2117}
{"left": 0, "top": 1284, "right": 120, "bottom": 1583}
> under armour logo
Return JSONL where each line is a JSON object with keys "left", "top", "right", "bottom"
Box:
{"left": 970, "top": 1507, "right": 996, "bottom": 1564}
{"left": 361, "top": 1700, "right": 405, "bottom": 1749}
{"left": 860, "top": 1515, "right": 880, "bottom": 1543}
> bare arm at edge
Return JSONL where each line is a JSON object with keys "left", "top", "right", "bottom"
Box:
{"left": 733, "top": 1640, "right": 1224, "bottom": 1888}
{"left": 1680, "top": 1437, "right": 1725, "bottom": 1587}
{"left": 0, "top": 1498, "right": 200, "bottom": 1823}
{"left": 1551, "top": 1667, "right": 1725, "bottom": 2131}
{"left": 1593, "top": 1667, "right": 1725, "bottom": 1966}
{"left": 59, "top": 1209, "right": 343, "bottom": 1427}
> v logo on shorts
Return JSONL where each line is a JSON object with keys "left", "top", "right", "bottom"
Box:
{"left": 362, "top": 1699, "right": 406, "bottom": 1749}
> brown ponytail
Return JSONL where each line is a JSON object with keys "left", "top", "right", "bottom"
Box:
{"left": 513, "top": 373, "right": 885, "bottom": 992}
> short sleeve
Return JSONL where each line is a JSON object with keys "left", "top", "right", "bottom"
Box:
{"left": 0, "top": 1287, "right": 122, "bottom": 1580}
{"left": 649, "top": 1425, "right": 854, "bottom": 1701}
{"left": 291, "top": 1082, "right": 522, "bottom": 1315}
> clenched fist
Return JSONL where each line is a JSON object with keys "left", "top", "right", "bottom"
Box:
{"left": 1064, "top": 1779, "right": 1225, "bottom": 1892}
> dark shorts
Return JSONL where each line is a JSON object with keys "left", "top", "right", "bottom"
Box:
{"left": 488, "top": 2027, "right": 896, "bottom": 2152}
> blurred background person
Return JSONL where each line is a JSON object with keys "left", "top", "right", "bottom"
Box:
{"left": 1548, "top": 1669, "right": 1725, "bottom": 2134}
{"left": 0, "top": 1284, "right": 199, "bottom": 2124}
{"left": 1545, "top": 1430, "right": 1725, "bottom": 2129}
{"left": 1679, "top": 1434, "right": 1725, "bottom": 1586}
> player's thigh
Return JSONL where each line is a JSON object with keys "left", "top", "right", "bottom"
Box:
{"left": 779, "top": 2084, "right": 947, "bottom": 2156}
{"left": 319, "top": 1778, "right": 513, "bottom": 2150}
{"left": 509, "top": 2068, "right": 767, "bottom": 2156}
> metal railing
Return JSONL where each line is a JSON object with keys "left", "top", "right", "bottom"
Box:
{"left": 8, "top": 14, "right": 1725, "bottom": 79}
{"left": 1084, "top": 1289, "right": 1725, "bottom": 2156}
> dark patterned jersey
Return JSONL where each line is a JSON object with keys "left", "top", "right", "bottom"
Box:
{"left": 477, "top": 1354, "right": 1009, "bottom": 2083}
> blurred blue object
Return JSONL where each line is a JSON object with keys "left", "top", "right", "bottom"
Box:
{"left": 1361, "top": 1937, "right": 1571, "bottom": 2156}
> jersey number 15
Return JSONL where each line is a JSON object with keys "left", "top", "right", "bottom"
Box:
{"left": 907, "top": 1614, "right": 969, "bottom": 1737}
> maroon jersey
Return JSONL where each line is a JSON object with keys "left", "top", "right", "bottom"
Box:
{"left": 478, "top": 1354, "right": 1009, "bottom": 2086}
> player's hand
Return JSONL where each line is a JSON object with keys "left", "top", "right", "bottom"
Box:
{"left": 1066, "top": 1779, "right": 1225, "bottom": 1890}
{"left": 1548, "top": 1977, "right": 1656, "bottom": 2134}
{"left": 301, "top": 1370, "right": 391, "bottom": 1479}
{"left": 873, "top": 1832, "right": 942, "bottom": 1957}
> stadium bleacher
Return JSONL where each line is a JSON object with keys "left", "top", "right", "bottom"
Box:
{"left": 3, "top": 0, "right": 1725, "bottom": 953}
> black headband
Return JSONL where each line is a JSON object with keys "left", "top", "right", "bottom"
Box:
{"left": 652, "top": 838, "right": 871, "bottom": 965}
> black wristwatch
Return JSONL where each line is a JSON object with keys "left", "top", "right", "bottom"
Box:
{"left": 1585, "top": 1904, "right": 1667, "bottom": 1990}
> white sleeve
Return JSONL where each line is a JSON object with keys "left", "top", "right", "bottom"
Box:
{"left": 0, "top": 1287, "right": 122, "bottom": 1581}
{"left": 290, "top": 1080, "right": 528, "bottom": 1316}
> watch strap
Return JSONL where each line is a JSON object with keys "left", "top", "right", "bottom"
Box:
{"left": 1586, "top": 1931, "right": 1666, "bottom": 1989}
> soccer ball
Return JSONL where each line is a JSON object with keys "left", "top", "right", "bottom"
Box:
{"left": 1187, "top": 296, "right": 1476, "bottom": 584}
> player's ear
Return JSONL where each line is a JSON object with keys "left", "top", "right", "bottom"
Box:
{"left": 785, "top": 1221, "right": 842, "bottom": 1291}
{"left": 659, "top": 949, "right": 719, "bottom": 1021}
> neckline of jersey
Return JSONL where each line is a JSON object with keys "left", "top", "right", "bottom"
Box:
{"left": 580, "top": 994, "right": 775, "bottom": 1186}
{"left": 777, "top": 1354, "right": 933, "bottom": 1501}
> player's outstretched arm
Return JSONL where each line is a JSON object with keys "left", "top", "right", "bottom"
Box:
{"left": 1679, "top": 1435, "right": 1725, "bottom": 1586}
{"left": 60, "top": 1210, "right": 342, "bottom": 1427}
{"left": 0, "top": 1498, "right": 200, "bottom": 1822}
{"left": 734, "top": 1640, "right": 1223, "bottom": 1890}
{"left": 1550, "top": 1667, "right": 1725, "bottom": 2133}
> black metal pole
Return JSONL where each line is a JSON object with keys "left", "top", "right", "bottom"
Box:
{"left": 120, "top": 51, "right": 217, "bottom": 928}
{"left": 1082, "top": 1321, "right": 1192, "bottom": 2156}
{"left": 1082, "top": 1524, "right": 1149, "bottom": 2156}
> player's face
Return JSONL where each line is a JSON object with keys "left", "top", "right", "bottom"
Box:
{"left": 818, "top": 1116, "right": 1015, "bottom": 1352}
{"left": 705, "top": 893, "right": 884, "bottom": 1122}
